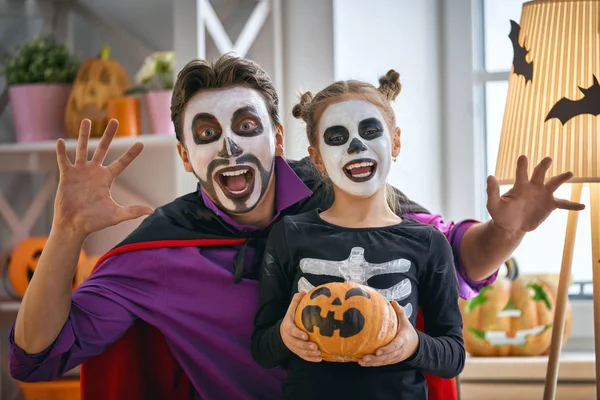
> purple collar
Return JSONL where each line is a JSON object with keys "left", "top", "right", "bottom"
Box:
{"left": 200, "top": 156, "right": 312, "bottom": 231}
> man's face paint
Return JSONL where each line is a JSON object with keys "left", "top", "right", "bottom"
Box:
{"left": 318, "top": 100, "right": 392, "bottom": 197}
{"left": 183, "top": 87, "right": 276, "bottom": 213}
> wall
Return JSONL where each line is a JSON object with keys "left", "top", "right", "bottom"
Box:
{"left": 332, "top": 0, "right": 444, "bottom": 214}
{"left": 281, "top": 0, "right": 335, "bottom": 160}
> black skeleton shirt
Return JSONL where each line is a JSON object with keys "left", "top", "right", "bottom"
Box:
{"left": 251, "top": 209, "right": 465, "bottom": 400}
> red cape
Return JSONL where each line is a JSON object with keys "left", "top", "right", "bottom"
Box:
{"left": 80, "top": 239, "right": 458, "bottom": 400}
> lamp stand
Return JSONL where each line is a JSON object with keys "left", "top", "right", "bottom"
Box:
{"left": 543, "top": 183, "right": 600, "bottom": 400}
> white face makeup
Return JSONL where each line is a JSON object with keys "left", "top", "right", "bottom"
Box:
{"left": 183, "top": 86, "right": 276, "bottom": 213}
{"left": 318, "top": 100, "right": 392, "bottom": 197}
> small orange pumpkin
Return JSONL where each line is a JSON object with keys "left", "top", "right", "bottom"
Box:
{"left": 65, "top": 45, "right": 131, "bottom": 137}
{"left": 459, "top": 258, "right": 572, "bottom": 356}
{"left": 8, "top": 237, "right": 87, "bottom": 298}
{"left": 294, "top": 282, "right": 398, "bottom": 362}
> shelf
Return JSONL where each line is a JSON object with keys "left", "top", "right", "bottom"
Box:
{"left": 0, "top": 134, "right": 178, "bottom": 155}
{"left": 0, "top": 301, "right": 21, "bottom": 312}
{"left": 461, "top": 352, "right": 595, "bottom": 382}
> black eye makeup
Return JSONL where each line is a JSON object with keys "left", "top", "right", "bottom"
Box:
{"left": 323, "top": 126, "right": 350, "bottom": 146}
{"left": 358, "top": 118, "right": 384, "bottom": 140}
{"left": 231, "top": 106, "right": 264, "bottom": 137}
{"left": 192, "top": 113, "right": 222, "bottom": 145}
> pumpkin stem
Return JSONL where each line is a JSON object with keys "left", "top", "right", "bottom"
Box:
{"left": 504, "top": 257, "right": 519, "bottom": 281}
{"left": 99, "top": 45, "right": 111, "bottom": 60}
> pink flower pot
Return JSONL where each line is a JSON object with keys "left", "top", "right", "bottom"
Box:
{"left": 9, "top": 84, "right": 71, "bottom": 143}
{"left": 144, "top": 90, "right": 175, "bottom": 135}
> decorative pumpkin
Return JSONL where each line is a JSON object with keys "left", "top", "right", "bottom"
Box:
{"left": 74, "top": 255, "right": 100, "bottom": 288}
{"left": 294, "top": 281, "right": 398, "bottom": 362}
{"left": 65, "top": 45, "right": 131, "bottom": 137}
{"left": 7, "top": 237, "right": 87, "bottom": 298}
{"left": 459, "top": 258, "right": 572, "bottom": 356}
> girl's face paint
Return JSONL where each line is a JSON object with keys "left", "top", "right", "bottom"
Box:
{"left": 318, "top": 100, "right": 392, "bottom": 197}
{"left": 183, "top": 87, "right": 276, "bottom": 213}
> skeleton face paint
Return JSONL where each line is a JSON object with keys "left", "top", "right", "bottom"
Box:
{"left": 183, "top": 87, "right": 276, "bottom": 213}
{"left": 318, "top": 100, "right": 392, "bottom": 197}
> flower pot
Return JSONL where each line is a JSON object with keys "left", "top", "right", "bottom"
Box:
{"left": 9, "top": 83, "right": 71, "bottom": 143}
{"left": 144, "top": 90, "right": 175, "bottom": 135}
{"left": 107, "top": 96, "right": 141, "bottom": 137}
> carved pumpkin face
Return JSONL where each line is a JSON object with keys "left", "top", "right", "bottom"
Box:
{"left": 8, "top": 237, "right": 87, "bottom": 298}
{"left": 65, "top": 46, "right": 131, "bottom": 138}
{"left": 459, "top": 259, "right": 572, "bottom": 357}
{"left": 294, "top": 282, "right": 398, "bottom": 362}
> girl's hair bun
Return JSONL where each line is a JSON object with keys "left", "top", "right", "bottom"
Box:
{"left": 378, "top": 69, "right": 401, "bottom": 101}
{"left": 292, "top": 91, "right": 314, "bottom": 121}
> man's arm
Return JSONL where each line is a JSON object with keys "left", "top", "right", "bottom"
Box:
{"left": 14, "top": 227, "right": 87, "bottom": 355}
{"left": 9, "top": 248, "right": 164, "bottom": 382}
{"left": 459, "top": 220, "right": 524, "bottom": 281}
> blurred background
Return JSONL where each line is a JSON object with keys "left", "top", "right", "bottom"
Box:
{"left": 0, "top": 0, "right": 595, "bottom": 399}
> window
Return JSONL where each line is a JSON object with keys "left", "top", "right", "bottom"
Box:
{"left": 477, "top": 0, "right": 593, "bottom": 289}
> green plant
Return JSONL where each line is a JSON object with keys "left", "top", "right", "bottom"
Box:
{"left": 1, "top": 34, "right": 79, "bottom": 85}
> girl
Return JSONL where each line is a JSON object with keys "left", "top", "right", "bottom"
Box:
{"left": 251, "top": 70, "right": 465, "bottom": 400}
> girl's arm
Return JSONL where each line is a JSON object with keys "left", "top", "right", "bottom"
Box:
{"left": 402, "top": 228, "right": 466, "bottom": 379}
{"left": 251, "top": 220, "right": 295, "bottom": 368}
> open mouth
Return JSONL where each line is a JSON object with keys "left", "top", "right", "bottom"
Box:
{"left": 216, "top": 166, "right": 255, "bottom": 199}
{"left": 343, "top": 159, "right": 378, "bottom": 182}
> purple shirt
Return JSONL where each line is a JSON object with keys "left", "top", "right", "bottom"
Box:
{"left": 9, "top": 156, "right": 496, "bottom": 399}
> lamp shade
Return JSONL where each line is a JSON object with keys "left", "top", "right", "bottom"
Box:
{"left": 495, "top": 0, "right": 600, "bottom": 185}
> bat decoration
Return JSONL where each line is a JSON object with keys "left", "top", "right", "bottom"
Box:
{"left": 509, "top": 20, "right": 533, "bottom": 83}
{"left": 545, "top": 75, "right": 600, "bottom": 125}
{"left": 300, "top": 305, "right": 365, "bottom": 338}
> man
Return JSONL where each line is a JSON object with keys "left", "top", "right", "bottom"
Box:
{"left": 9, "top": 55, "right": 582, "bottom": 400}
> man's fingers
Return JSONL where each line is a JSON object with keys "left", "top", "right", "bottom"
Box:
{"left": 115, "top": 205, "right": 154, "bottom": 223}
{"left": 92, "top": 119, "right": 119, "bottom": 165}
{"left": 75, "top": 119, "right": 91, "bottom": 164}
{"left": 107, "top": 142, "right": 144, "bottom": 177}
{"left": 530, "top": 156, "right": 552, "bottom": 185}
{"left": 486, "top": 175, "right": 501, "bottom": 209}
{"left": 545, "top": 171, "right": 574, "bottom": 193}
{"left": 56, "top": 139, "right": 72, "bottom": 170}
{"left": 515, "top": 155, "right": 529, "bottom": 185}
{"left": 554, "top": 199, "right": 586, "bottom": 211}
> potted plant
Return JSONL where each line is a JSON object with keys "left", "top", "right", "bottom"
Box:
{"left": 134, "top": 51, "right": 175, "bottom": 135}
{"left": 1, "top": 34, "right": 79, "bottom": 143}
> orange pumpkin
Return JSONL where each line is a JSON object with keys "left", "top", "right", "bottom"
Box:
{"left": 74, "top": 255, "right": 100, "bottom": 288}
{"left": 459, "top": 258, "right": 572, "bottom": 356}
{"left": 7, "top": 237, "right": 87, "bottom": 298}
{"left": 294, "top": 282, "right": 398, "bottom": 362}
{"left": 65, "top": 45, "right": 131, "bottom": 137}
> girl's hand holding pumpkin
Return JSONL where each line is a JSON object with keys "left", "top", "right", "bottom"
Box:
{"left": 359, "top": 302, "right": 418, "bottom": 367}
{"left": 53, "top": 119, "right": 153, "bottom": 237}
{"left": 280, "top": 291, "right": 322, "bottom": 362}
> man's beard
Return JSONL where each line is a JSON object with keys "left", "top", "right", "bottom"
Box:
{"left": 195, "top": 153, "right": 275, "bottom": 214}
